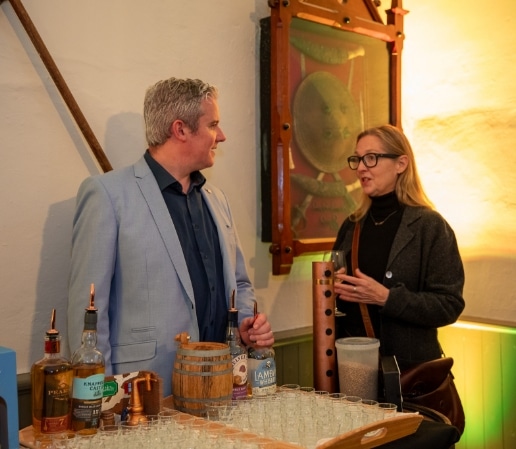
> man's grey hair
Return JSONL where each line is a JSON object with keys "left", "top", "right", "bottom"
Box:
{"left": 143, "top": 78, "right": 218, "bottom": 147}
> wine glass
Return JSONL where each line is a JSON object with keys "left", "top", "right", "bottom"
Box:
{"left": 323, "top": 251, "right": 346, "bottom": 317}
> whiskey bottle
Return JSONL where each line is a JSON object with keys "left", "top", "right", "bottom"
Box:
{"left": 247, "top": 301, "right": 276, "bottom": 397}
{"left": 31, "top": 309, "right": 73, "bottom": 434}
{"left": 226, "top": 290, "right": 248, "bottom": 400}
{"left": 70, "top": 284, "right": 105, "bottom": 433}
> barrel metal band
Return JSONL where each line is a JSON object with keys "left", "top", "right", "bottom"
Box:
{"left": 174, "top": 393, "right": 232, "bottom": 404}
{"left": 173, "top": 367, "right": 233, "bottom": 376}
{"left": 178, "top": 348, "right": 229, "bottom": 357}
{"left": 175, "top": 359, "right": 229, "bottom": 367}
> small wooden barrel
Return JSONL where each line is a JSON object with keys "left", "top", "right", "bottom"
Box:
{"left": 172, "top": 341, "right": 233, "bottom": 417}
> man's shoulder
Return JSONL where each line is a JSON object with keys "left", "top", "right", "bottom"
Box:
{"left": 81, "top": 157, "right": 147, "bottom": 188}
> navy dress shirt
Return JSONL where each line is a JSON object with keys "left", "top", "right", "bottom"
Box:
{"left": 144, "top": 151, "right": 227, "bottom": 342}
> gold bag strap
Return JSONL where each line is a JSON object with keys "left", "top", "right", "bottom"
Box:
{"left": 352, "top": 222, "right": 376, "bottom": 338}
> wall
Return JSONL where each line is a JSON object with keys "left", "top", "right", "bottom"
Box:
{"left": 1, "top": 0, "right": 516, "bottom": 377}
{"left": 402, "top": 1, "right": 516, "bottom": 328}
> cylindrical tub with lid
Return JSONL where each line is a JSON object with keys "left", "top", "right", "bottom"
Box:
{"left": 335, "top": 337, "right": 380, "bottom": 400}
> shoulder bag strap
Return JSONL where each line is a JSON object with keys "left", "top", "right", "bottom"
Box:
{"left": 352, "top": 222, "right": 376, "bottom": 338}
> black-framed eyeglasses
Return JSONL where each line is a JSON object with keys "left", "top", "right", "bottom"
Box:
{"left": 347, "top": 153, "right": 400, "bottom": 170}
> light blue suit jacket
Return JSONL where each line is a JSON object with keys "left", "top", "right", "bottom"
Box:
{"left": 67, "top": 156, "right": 255, "bottom": 396}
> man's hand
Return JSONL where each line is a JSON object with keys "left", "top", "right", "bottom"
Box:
{"left": 239, "top": 312, "right": 274, "bottom": 348}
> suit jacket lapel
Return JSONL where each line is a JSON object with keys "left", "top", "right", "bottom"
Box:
{"left": 133, "top": 157, "right": 195, "bottom": 304}
{"left": 201, "top": 184, "right": 235, "bottom": 303}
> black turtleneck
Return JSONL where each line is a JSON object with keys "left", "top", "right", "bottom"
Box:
{"left": 359, "top": 191, "right": 402, "bottom": 284}
{"left": 336, "top": 191, "right": 403, "bottom": 338}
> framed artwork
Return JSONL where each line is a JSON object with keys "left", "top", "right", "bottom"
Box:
{"left": 261, "top": 0, "right": 407, "bottom": 274}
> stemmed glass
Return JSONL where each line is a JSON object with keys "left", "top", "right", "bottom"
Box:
{"left": 323, "top": 250, "right": 346, "bottom": 317}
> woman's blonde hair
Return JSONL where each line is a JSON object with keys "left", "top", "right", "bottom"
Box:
{"left": 351, "top": 125, "right": 434, "bottom": 221}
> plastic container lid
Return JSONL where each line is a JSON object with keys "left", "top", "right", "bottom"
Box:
{"left": 335, "top": 337, "right": 379, "bottom": 350}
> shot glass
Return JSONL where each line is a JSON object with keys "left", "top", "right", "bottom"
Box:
{"left": 378, "top": 402, "right": 398, "bottom": 419}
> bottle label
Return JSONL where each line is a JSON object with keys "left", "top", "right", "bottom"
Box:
{"left": 248, "top": 357, "right": 276, "bottom": 396}
{"left": 232, "top": 353, "right": 248, "bottom": 399}
{"left": 41, "top": 415, "right": 70, "bottom": 434}
{"left": 32, "top": 361, "right": 72, "bottom": 434}
{"left": 71, "top": 373, "right": 104, "bottom": 428}
{"left": 72, "top": 374, "right": 105, "bottom": 400}
{"left": 41, "top": 385, "right": 71, "bottom": 433}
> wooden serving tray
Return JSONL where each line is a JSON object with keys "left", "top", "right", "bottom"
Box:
{"left": 21, "top": 395, "right": 423, "bottom": 449}
{"left": 317, "top": 414, "right": 423, "bottom": 449}
{"left": 163, "top": 395, "right": 423, "bottom": 449}
{"left": 251, "top": 413, "right": 424, "bottom": 449}
{"left": 20, "top": 414, "right": 422, "bottom": 449}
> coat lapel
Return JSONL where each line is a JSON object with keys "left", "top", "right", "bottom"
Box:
{"left": 133, "top": 157, "right": 195, "bottom": 304}
{"left": 387, "top": 207, "right": 421, "bottom": 268}
{"left": 200, "top": 184, "right": 235, "bottom": 303}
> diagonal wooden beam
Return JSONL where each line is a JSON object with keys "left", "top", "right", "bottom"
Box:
{"left": 6, "top": 0, "right": 113, "bottom": 172}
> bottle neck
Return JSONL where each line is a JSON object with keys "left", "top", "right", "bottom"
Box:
{"left": 226, "top": 315, "right": 241, "bottom": 342}
{"left": 81, "top": 330, "right": 98, "bottom": 348}
{"left": 226, "top": 322, "right": 239, "bottom": 338}
{"left": 249, "top": 345, "right": 275, "bottom": 357}
{"left": 44, "top": 336, "right": 61, "bottom": 355}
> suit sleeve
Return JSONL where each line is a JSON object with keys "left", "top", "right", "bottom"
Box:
{"left": 67, "top": 176, "right": 116, "bottom": 374}
{"left": 234, "top": 227, "right": 255, "bottom": 322}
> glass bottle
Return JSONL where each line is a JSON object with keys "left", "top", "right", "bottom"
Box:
{"left": 31, "top": 309, "right": 73, "bottom": 434}
{"left": 247, "top": 301, "right": 276, "bottom": 397}
{"left": 70, "top": 284, "right": 105, "bottom": 433}
{"left": 226, "top": 290, "right": 248, "bottom": 400}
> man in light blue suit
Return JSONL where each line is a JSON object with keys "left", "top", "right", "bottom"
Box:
{"left": 67, "top": 78, "right": 274, "bottom": 397}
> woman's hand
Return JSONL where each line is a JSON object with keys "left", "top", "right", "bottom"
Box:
{"left": 334, "top": 268, "right": 390, "bottom": 306}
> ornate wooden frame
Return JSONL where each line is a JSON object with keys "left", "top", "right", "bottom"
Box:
{"left": 264, "top": 0, "right": 406, "bottom": 274}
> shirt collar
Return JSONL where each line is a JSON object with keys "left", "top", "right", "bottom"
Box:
{"left": 144, "top": 150, "right": 206, "bottom": 193}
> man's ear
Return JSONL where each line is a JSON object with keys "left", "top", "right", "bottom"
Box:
{"left": 170, "top": 120, "right": 187, "bottom": 141}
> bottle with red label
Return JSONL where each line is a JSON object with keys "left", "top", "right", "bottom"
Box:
{"left": 226, "top": 290, "right": 248, "bottom": 400}
{"left": 31, "top": 309, "right": 73, "bottom": 434}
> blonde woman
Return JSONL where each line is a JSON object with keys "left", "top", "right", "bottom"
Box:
{"left": 333, "top": 124, "right": 465, "bottom": 370}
